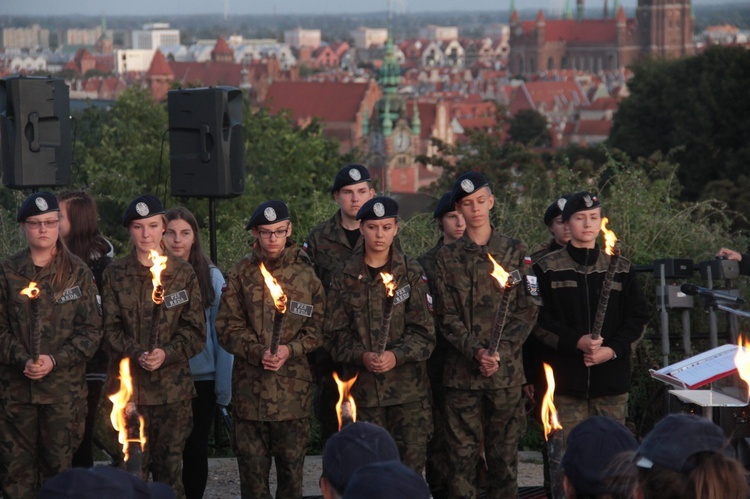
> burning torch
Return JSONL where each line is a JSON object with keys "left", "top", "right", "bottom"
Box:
{"left": 486, "top": 254, "right": 516, "bottom": 357}
{"left": 20, "top": 281, "right": 41, "bottom": 363}
{"left": 542, "top": 362, "right": 564, "bottom": 499}
{"left": 376, "top": 272, "right": 397, "bottom": 355}
{"left": 591, "top": 218, "right": 620, "bottom": 340}
{"left": 147, "top": 250, "right": 168, "bottom": 353}
{"left": 109, "top": 358, "right": 146, "bottom": 477}
{"left": 333, "top": 371, "right": 359, "bottom": 430}
{"left": 259, "top": 263, "right": 287, "bottom": 356}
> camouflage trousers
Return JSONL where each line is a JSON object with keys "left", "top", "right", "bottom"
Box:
{"left": 555, "top": 393, "right": 629, "bottom": 446}
{"left": 139, "top": 400, "right": 193, "bottom": 499}
{"left": 425, "top": 374, "right": 450, "bottom": 498}
{"left": 0, "top": 397, "right": 86, "bottom": 499}
{"left": 232, "top": 417, "right": 310, "bottom": 499}
{"left": 358, "top": 398, "right": 432, "bottom": 473}
{"left": 444, "top": 386, "right": 526, "bottom": 499}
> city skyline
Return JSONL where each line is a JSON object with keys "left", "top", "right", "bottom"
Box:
{"left": 4, "top": 0, "right": 732, "bottom": 17}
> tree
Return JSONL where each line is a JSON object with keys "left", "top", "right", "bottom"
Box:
{"left": 508, "top": 109, "right": 551, "bottom": 147}
{"left": 608, "top": 46, "right": 750, "bottom": 225}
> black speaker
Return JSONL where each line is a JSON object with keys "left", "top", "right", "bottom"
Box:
{"left": 168, "top": 86, "right": 244, "bottom": 198}
{"left": 0, "top": 76, "right": 72, "bottom": 189}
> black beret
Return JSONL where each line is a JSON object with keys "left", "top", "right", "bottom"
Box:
{"left": 543, "top": 194, "right": 573, "bottom": 226}
{"left": 246, "top": 200, "right": 290, "bottom": 230}
{"left": 122, "top": 194, "right": 165, "bottom": 227}
{"left": 17, "top": 192, "right": 59, "bottom": 223}
{"left": 331, "top": 164, "right": 371, "bottom": 194}
{"left": 356, "top": 196, "right": 398, "bottom": 221}
{"left": 561, "top": 191, "right": 601, "bottom": 221}
{"left": 451, "top": 171, "right": 490, "bottom": 205}
{"left": 433, "top": 192, "right": 456, "bottom": 219}
{"left": 342, "top": 461, "right": 431, "bottom": 499}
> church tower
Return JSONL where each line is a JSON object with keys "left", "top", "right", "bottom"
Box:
{"left": 636, "top": 0, "right": 694, "bottom": 59}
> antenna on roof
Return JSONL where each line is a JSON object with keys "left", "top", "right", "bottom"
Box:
{"left": 224, "top": 0, "right": 229, "bottom": 22}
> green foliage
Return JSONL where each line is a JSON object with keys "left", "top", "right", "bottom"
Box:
{"left": 608, "top": 46, "right": 750, "bottom": 228}
{"left": 508, "top": 109, "right": 551, "bottom": 148}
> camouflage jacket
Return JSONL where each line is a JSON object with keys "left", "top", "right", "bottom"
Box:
{"left": 435, "top": 229, "right": 541, "bottom": 390}
{"left": 216, "top": 241, "right": 324, "bottom": 421}
{"left": 102, "top": 251, "right": 206, "bottom": 405}
{"left": 303, "top": 211, "right": 363, "bottom": 290}
{"left": 0, "top": 248, "right": 102, "bottom": 404}
{"left": 326, "top": 246, "right": 435, "bottom": 407}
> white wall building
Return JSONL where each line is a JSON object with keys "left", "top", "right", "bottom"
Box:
{"left": 350, "top": 27, "right": 388, "bottom": 49}
{"left": 419, "top": 25, "right": 459, "bottom": 42}
{"left": 2, "top": 25, "right": 50, "bottom": 50}
{"left": 115, "top": 49, "right": 155, "bottom": 74}
{"left": 284, "top": 28, "right": 321, "bottom": 50}
{"left": 132, "top": 23, "right": 180, "bottom": 50}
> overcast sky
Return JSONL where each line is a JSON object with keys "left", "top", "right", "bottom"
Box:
{"left": 3, "top": 0, "right": 731, "bottom": 17}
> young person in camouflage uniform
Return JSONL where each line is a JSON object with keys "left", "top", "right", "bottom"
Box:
{"left": 217, "top": 200, "right": 324, "bottom": 499}
{"left": 0, "top": 192, "right": 102, "bottom": 499}
{"left": 532, "top": 192, "right": 649, "bottom": 438}
{"left": 102, "top": 194, "right": 206, "bottom": 498}
{"left": 326, "top": 196, "right": 435, "bottom": 472}
{"left": 434, "top": 172, "right": 541, "bottom": 498}
{"left": 303, "top": 164, "right": 376, "bottom": 444}
{"left": 417, "top": 192, "right": 465, "bottom": 499}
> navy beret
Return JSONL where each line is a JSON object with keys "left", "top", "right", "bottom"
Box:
{"left": 356, "top": 196, "right": 398, "bottom": 221}
{"left": 451, "top": 171, "right": 490, "bottom": 205}
{"left": 561, "top": 191, "right": 601, "bottom": 221}
{"left": 322, "top": 422, "right": 400, "bottom": 494}
{"left": 122, "top": 194, "right": 165, "bottom": 227}
{"left": 332, "top": 164, "right": 371, "bottom": 194}
{"left": 247, "top": 200, "right": 290, "bottom": 230}
{"left": 543, "top": 195, "right": 573, "bottom": 226}
{"left": 561, "top": 416, "right": 638, "bottom": 495}
{"left": 17, "top": 192, "right": 59, "bottom": 223}
{"left": 342, "top": 461, "right": 431, "bottom": 499}
{"left": 433, "top": 192, "right": 456, "bottom": 219}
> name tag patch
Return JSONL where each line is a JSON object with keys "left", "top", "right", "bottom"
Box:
{"left": 510, "top": 270, "right": 522, "bottom": 284}
{"left": 58, "top": 286, "right": 82, "bottom": 304}
{"left": 164, "top": 290, "right": 189, "bottom": 309}
{"left": 394, "top": 284, "right": 411, "bottom": 305}
{"left": 526, "top": 275, "right": 540, "bottom": 297}
{"left": 289, "top": 301, "right": 314, "bottom": 317}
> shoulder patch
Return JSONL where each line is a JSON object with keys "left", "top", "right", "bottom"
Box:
{"left": 421, "top": 275, "right": 428, "bottom": 284}
{"left": 302, "top": 242, "right": 309, "bottom": 253}
{"left": 525, "top": 275, "right": 540, "bottom": 297}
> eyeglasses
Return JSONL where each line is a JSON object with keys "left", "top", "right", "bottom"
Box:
{"left": 257, "top": 225, "right": 289, "bottom": 239}
{"left": 24, "top": 219, "right": 60, "bottom": 229}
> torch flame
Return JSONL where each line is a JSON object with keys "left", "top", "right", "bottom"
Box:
{"left": 380, "top": 272, "right": 397, "bottom": 297}
{"left": 333, "top": 371, "right": 358, "bottom": 430}
{"left": 600, "top": 218, "right": 618, "bottom": 256}
{"left": 734, "top": 336, "right": 750, "bottom": 393}
{"left": 259, "top": 262, "right": 287, "bottom": 313}
{"left": 108, "top": 358, "right": 146, "bottom": 461}
{"left": 20, "top": 281, "right": 40, "bottom": 299}
{"left": 148, "top": 250, "right": 168, "bottom": 304}
{"left": 488, "top": 253, "right": 510, "bottom": 288}
{"left": 541, "top": 363, "right": 562, "bottom": 440}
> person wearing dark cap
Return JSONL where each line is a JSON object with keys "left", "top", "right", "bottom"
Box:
{"left": 303, "top": 164, "right": 376, "bottom": 445}
{"left": 531, "top": 192, "right": 649, "bottom": 451}
{"left": 635, "top": 413, "right": 747, "bottom": 499}
{"left": 560, "top": 416, "right": 638, "bottom": 499}
{"left": 102, "top": 194, "right": 206, "bottom": 497}
{"left": 0, "top": 192, "right": 101, "bottom": 498}
{"left": 417, "top": 192, "right": 464, "bottom": 499}
{"left": 433, "top": 171, "right": 541, "bottom": 498}
{"left": 39, "top": 465, "right": 175, "bottom": 498}
{"left": 319, "top": 421, "right": 400, "bottom": 499}
{"left": 216, "top": 200, "right": 324, "bottom": 498}
{"left": 342, "top": 461, "right": 431, "bottom": 499}
{"left": 326, "top": 196, "right": 435, "bottom": 473}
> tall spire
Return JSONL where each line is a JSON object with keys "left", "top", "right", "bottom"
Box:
{"left": 411, "top": 100, "right": 421, "bottom": 135}
{"left": 576, "top": 0, "right": 584, "bottom": 21}
{"left": 510, "top": 0, "right": 516, "bottom": 12}
{"left": 564, "top": 0, "right": 573, "bottom": 19}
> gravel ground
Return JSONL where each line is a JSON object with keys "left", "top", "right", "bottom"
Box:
{"left": 203, "top": 451, "right": 544, "bottom": 498}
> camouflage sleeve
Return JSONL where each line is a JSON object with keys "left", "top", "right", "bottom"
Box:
{"left": 324, "top": 275, "right": 365, "bottom": 364}
{"left": 285, "top": 271, "right": 324, "bottom": 359}
{"left": 52, "top": 266, "right": 103, "bottom": 368}
{"left": 434, "top": 251, "right": 481, "bottom": 360}
{"left": 389, "top": 262, "right": 435, "bottom": 365}
{"left": 216, "top": 269, "right": 265, "bottom": 367}
{"left": 161, "top": 269, "right": 206, "bottom": 366}
{"left": 102, "top": 266, "right": 141, "bottom": 360}
{"left": 0, "top": 266, "right": 29, "bottom": 369}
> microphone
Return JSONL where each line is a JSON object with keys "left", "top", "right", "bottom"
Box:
{"left": 680, "top": 283, "right": 745, "bottom": 304}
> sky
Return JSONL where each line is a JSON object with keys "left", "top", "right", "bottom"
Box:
{"left": 2, "top": 0, "right": 732, "bottom": 17}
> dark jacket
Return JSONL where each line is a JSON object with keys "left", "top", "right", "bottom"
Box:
{"left": 532, "top": 244, "right": 649, "bottom": 399}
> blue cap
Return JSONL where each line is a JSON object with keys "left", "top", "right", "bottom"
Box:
{"left": 356, "top": 196, "right": 398, "bottom": 221}
{"left": 543, "top": 195, "right": 573, "bottom": 226}
{"left": 246, "top": 200, "right": 290, "bottom": 230}
{"left": 561, "top": 191, "right": 601, "bottom": 221}
{"left": 332, "top": 164, "right": 371, "bottom": 193}
{"left": 433, "top": 192, "right": 455, "bottom": 219}
{"left": 122, "top": 194, "right": 165, "bottom": 227}
{"left": 450, "top": 171, "right": 490, "bottom": 205}
{"left": 342, "top": 461, "right": 431, "bottom": 499}
{"left": 17, "top": 192, "right": 59, "bottom": 223}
